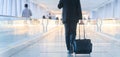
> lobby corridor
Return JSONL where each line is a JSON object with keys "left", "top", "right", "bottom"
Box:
{"left": 10, "top": 25, "right": 120, "bottom": 57}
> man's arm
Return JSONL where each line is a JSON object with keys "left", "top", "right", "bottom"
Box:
{"left": 58, "top": 0, "right": 63, "bottom": 9}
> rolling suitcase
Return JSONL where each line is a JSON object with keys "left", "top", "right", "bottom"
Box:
{"left": 73, "top": 22, "right": 92, "bottom": 54}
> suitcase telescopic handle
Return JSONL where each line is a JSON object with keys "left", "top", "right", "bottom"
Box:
{"left": 79, "top": 20, "right": 86, "bottom": 39}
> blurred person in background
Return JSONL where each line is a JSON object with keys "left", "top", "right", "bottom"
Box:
{"left": 22, "top": 4, "right": 32, "bottom": 24}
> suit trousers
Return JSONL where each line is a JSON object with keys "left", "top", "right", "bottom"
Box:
{"left": 64, "top": 20, "right": 78, "bottom": 51}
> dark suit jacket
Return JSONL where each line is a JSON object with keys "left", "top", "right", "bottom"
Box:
{"left": 58, "top": 0, "right": 82, "bottom": 23}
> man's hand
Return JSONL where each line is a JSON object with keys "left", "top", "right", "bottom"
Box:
{"left": 79, "top": 20, "right": 84, "bottom": 25}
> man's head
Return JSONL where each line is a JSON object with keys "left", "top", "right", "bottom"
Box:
{"left": 24, "top": 4, "right": 28, "bottom": 8}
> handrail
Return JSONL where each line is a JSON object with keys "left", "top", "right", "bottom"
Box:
{"left": 0, "top": 15, "right": 22, "bottom": 18}
{"left": 0, "top": 15, "right": 40, "bottom": 20}
{"left": 0, "top": 15, "right": 32, "bottom": 20}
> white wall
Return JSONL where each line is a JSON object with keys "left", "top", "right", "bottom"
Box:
{"left": 91, "top": 0, "right": 120, "bottom": 19}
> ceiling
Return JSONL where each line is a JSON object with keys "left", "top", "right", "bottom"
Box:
{"left": 32, "top": 0, "right": 113, "bottom": 14}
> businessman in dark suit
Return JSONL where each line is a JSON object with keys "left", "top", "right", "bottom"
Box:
{"left": 58, "top": 0, "right": 83, "bottom": 54}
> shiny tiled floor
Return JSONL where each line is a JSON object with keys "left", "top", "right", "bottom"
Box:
{"left": 0, "top": 23, "right": 58, "bottom": 55}
{"left": 10, "top": 25, "right": 120, "bottom": 57}
{"left": 0, "top": 26, "right": 42, "bottom": 47}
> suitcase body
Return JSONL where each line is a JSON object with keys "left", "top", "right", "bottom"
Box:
{"left": 74, "top": 39, "right": 92, "bottom": 54}
{"left": 73, "top": 22, "right": 92, "bottom": 54}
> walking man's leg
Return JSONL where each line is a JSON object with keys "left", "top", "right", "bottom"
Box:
{"left": 64, "top": 23, "right": 70, "bottom": 51}
{"left": 70, "top": 22, "right": 77, "bottom": 51}
{"left": 70, "top": 22, "right": 77, "bottom": 45}
{"left": 64, "top": 21, "right": 78, "bottom": 54}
